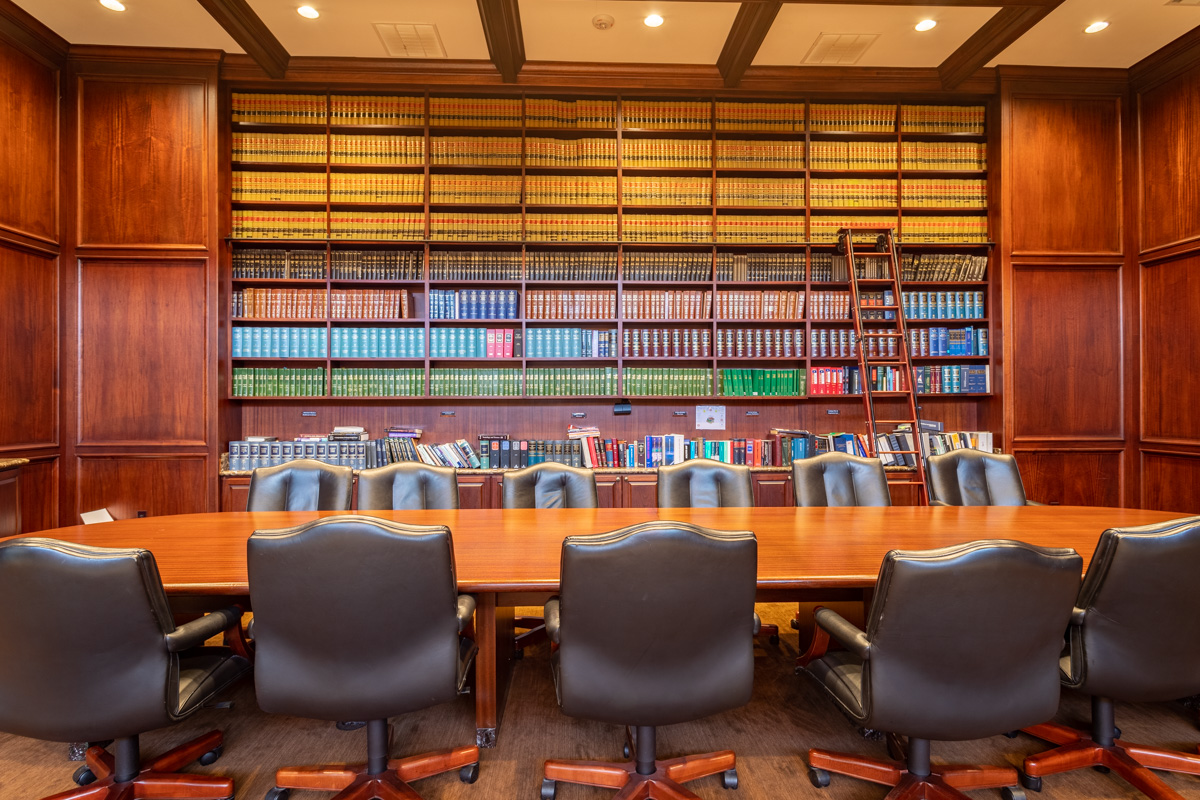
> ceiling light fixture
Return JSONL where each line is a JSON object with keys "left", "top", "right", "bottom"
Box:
{"left": 297, "top": 5, "right": 319, "bottom": 19}
{"left": 644, "top": 14, "right": 664, "bottom": 28}
{"left": 914, "top": 19, "right": 937, "bottom": 32}
{"left": 1084, "top": 20, "right": 1109, "bottom": 33}
{"left": 99, "top": 0, "right": 126, "bottom": 10}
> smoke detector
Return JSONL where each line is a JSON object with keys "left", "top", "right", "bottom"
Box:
{"left": 593, "top": 14, "right": 615, "bottom": 30}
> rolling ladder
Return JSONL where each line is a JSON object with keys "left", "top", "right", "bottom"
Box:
{"left": 838, "top": 227, "right": 929, "bottom": 505}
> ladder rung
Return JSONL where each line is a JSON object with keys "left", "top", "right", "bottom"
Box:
{"left": 875, "top": 419, "right": 916, "bottom": 424}
{"left": 865, "top": 360, "right": 905, "bottom": 365}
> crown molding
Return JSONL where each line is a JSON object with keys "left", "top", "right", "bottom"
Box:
{"left": 996, "top": 64, "right": 1130, "bottom": 95}
{"left": 1130, "top": 24, "right": 1200, "bottom": 93}
{"left": 0, "top": 0, "right": 68, "bottom": 69}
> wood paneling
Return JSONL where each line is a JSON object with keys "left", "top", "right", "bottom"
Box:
{"left": 1139, "top": 62, "right": 1200, "bottom": 251}
{"left": 78, "top": 260, "right": 207, "bottom": 446}
{"left": 0, "top": 40, "right": 57, "bottom": 243}
{"left": 1009, "top": 96, "right": 1122, "bottom": 255}
{"left": 221, "top": 475, "right": 250, "bottom": 512}
{"left": 752, "top": 472, "right": 792, "bottom": 508}
{"left": 1010, "top": 266, "right": 1123, "bottom": 439}
{"left": 458, "top": 475, "right": 492, "bottom": 510}
{"left": 595, "top": 474, "right": 620, "bottom": 509}
{"left": 1141, "top": 452, "right": 1200, "bottom": 514}
{"left": 0, "top": 466, "right": 19, "bottom": 538}
{"left": 1013, "top": 449, "right": 1122, "bottom": 507}
{"left": 19, "top": 457, "right": 58, "bottom": 533}
{"left": 1141, "top": 253, "right": 1200, "bottom": 444}
{"left": 0, "top": 248, "right": 57, "bottom": 450}
{"left": 77, "top": 78, "right": 207, "bottom": 248}
{"left": 623, "top": 474, "right": 658, "bottom": 508}
{"left": 76, "top": 456, "right": 208, "bottom": 521}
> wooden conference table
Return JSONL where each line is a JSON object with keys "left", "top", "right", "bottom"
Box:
{"left": 5, "top": 504, "right": 1189, "bottom": 748}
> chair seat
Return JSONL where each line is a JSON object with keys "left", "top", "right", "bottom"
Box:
{"left": 806, "top": 651, "right": 866, "bottom": 721}
{"left": 176, "top": 648, "right": 251, "bottom": 717}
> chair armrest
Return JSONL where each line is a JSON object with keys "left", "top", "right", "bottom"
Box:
{"left": 1070, "top": 606, "right": 1087, "bottom": 626}
{"left": 544, "top": 597, "right": 561, "bottom": 644}
{"left": 929, "top": 499, "right": 951, "bottom": 506}
{"left": 753, "top": 612, "right": 761, "bottom": 636}
{"left": 814, "top": 607, "right": 871, "bottom": 660}
{"left": 456, "top": 595, "right": 477, "bottom": 634}
{"left": 167, "top": 606, "right": 242, "bottom": 652}
{"left": 1026, "top": 499, "right": 1047, "bottom": 506}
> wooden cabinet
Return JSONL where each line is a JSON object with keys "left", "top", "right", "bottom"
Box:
{"left": 622, "top": 474, "right": 660, "bottom": 508}
{"left": 753, "top": 472, "right": 793, "bottom": 507}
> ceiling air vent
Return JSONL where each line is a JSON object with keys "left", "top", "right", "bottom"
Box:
{"left": 374, "top": 23, "right": 448, "bottom": 58}
{"left": 802, "top": 33, "right": 880, "bottom": 65}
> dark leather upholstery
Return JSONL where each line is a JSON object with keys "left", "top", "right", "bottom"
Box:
{"left": 803, "top": 540, "right": 1082, "bottom": 742}
{"left": 656, "top": 459, "right": 753, "bottom": 508}
{"left": 0, "top": 538, "right": 249, "bottom": 743}
{"left": 248, "top": 516, "right": 476, "bottom": 722}
{"left": 1062, "top": 516, "right": 1200, "bottom": 702}
{"left": 502, "top": 462, "right": 597, "bottom": 509}
{"left": 793, "top": 452, "right": 891, "bottom": 507}
{"left": 246, "top": 459, "right": 353, "bottom": 512}
{"left": 547, "top": 521, "right": 757, "bottom": 727}
{"left": 926, "top": 450, "right": 1031, "bottom": 506}
{"left": 357, "top": 462, "right": 459, "bottom": 510}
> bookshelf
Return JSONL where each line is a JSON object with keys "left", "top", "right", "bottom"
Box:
{"left": 227, "top": 93, "right": 992, "bottom": 402}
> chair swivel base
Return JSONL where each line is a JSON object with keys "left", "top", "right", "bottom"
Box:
{"left": 1021, "top": 722, "right": 1200, "bottom": 800}
{"left": 807, "top": 747, "right": 1021, "bottom": 800}
{"left": 270, "top": 744, "right": 480, "bottom": 800}
{"left": 48, "top": 730, "right": 231, "bottom": 800}
{"left": 542, "top": 750, "right": 737, "bottom": 800}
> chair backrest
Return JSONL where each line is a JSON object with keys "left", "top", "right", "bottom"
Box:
{"left": 248, "top": 516, "right": 461, "bottom": 722}
{"left": 862, "top": 540, "right": 1081, "bottom": 741}
{"left": 793, "top": 452, "right": 891, "bottom": 507}
{"left": 0, "top": 538, "right": 177, "bottom": 743}
{"left": 1066, "top": 516, "right": 1200, "bottom": 702}
{"left": 556, "top": 522, "right": 757, "bottom": 727}
{"left": 501, "top": 462, "right": 597, "bottom": 509}
{"left": 657, "top": 459, "right": 753, "bottom": 508}
{"left": 357, "top": 462, "right": 460, "bottom": 510}
{"left": 246, "top": 459, "right": 353, "bottom": 512}
{"left": 927, "top": 450, "right": 1028, "bottom": 506}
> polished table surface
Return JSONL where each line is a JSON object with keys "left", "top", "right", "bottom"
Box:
{"left": 5, "top": 505, "right": 1191, "bottom": 746}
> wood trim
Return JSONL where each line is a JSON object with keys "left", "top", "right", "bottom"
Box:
{"left": 717, "top": 2, "right": 782, "bottom": 89}
{"left": 1138, "top": 235, "right": 1200, "bottom": 264}
{"left": 993, "top": 65, "right": 1130, "bottom": 93}
{"left": 1011, "top": 436, "right": 1128, "bottom": 444}
{"left": 1129, "top": 24, "right": 1200, "bottom": 92}
{"left": 193, "top": 0, "right": 288, "bottom": 79}
{"left": 0, "top": 0, "right": 67, "bottom": 69}
{"left": 67, "top": 45, "right": 225, "bottom": 69}
{"left": 938, "top": 4, "right": 1062, "bottom": 90}
{"left": 1010, "top": 445, "right": 1126, "bottom": 453}
{"left": 476, "top": 0, "right": 525, "bottom": 84}
{"left": 0, "top": 227, "right": 60, "bottom": 257}
{"left": 1140, "top": 438, "right": 1200, "bottom": 450}
{"left": 1009, "top": 260, "right": 1124, "bottom": 270}
{"left": 1009, "top": 250, "right": 1125, "bottom": 261}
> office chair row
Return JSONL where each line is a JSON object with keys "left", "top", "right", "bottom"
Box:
{"left": 3, "top": 515, "right": 1200, "bottom": 800}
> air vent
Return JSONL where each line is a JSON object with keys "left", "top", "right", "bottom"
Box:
{"left": 802, "top": 33, "right": 879, "bottom": 65}
{"left": 374, "top": 23, "right": 448, "bottom": 58}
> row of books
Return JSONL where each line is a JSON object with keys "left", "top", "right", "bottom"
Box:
{"left": 331, "top": 328, "right": 425, "bottom": 359}
{"left": 428, "top": 213, "right": 521, "bottom": 241}
{"left": 915, "top": 428, "right": 995, "bottom": 457}
{"left": 429, "top": 97, "right": 521, "bottom": 127}
{"left": 527, "top": 328, "right": 614, "bottom": 358}
{"left": 715, "top": 328, "right": 803, "bottom": 359}
{"left": 715, "top": 101, "right": 806, "bottom": 132}
{"left": 825, "top": 254, "right": 892, "bottom": 281}
{"left": 233, "top": 367, "right": 327, "bottom": 397}
{"left": 332, "top": 212, "right": 424, "bottom": 240}
{"left": 430, "top": 328, "right": 518, "bottom": 358}
{"left": 623, "top": 100, "right": 711, "bottom": 130}
{"left": 901, "top": 291, "right": 986, "bottom": 320}
{"left": 714, "top": 290, "right": 805, "bottom": 320}
{"left": 901, "top": 141, "right": 987, "bottom": 171}
{"left": 859, "top": 291, "right": 897, "bottom": 321}
{"left": 525, "top": 213, "right": 618, "bottom": 242}
{"left": 622, "top": 290, "right": 712, "bottom": 320}
{"left": 715, "top": 178, "right": 805, "bottom": 207}
{"left": 529, "top": 250, "right": 617, "bottom": 281}
{"left": 232, "top": 133, "right": 326, "bottom": 164}
{"left": 331, "top": 250, "right": 423, "bottom": 280}
{"left": 622, "top": 139, "right": 712, "bottom": 168}
{"left": 622, "top": 177, "right": 710, "bottom": 206}
{"left": 527, "top": 175, "right": 618, "bottom": 205}
{"left": 905, "top": 217, "right": 990, "bottom": 244}
{"left": 623, "top": 251, "right": 708, "bottom": 281}
{"left": 912, "top": 364, "right": 991, "bottom": 394}
{"left": 227, "top": 440, "right": 378, "bottom": 471}
{"left": 332, "top": 368, "right": 424, "bottom": 397}
{"left": 809, "top": 103, "right": 897, "bottom": 133}
{"left": 626, "top": 328, "right": 712, "bottom": 358}
{"left": 526, "top": 367, "right": 619, "bottom": 396}
{"left": 232, "top": 327, "right": 328, "bottom": 359}
{"left": 330, "top": 95, "right": 424, "bottom": 126}
{"left": 231, "top": 288, "right": 327, "bottom": 319}
{"left": 429, "top": 288, "right": 521, "bottom": 320}
{"left": 714, "top": 215, "right": 807, "bottom": 243}
{"left": 715, "top": 140, "right": 805, "bottom": 169}
{"left": 233, "top": 171, "right": 325, "bottom": 203}
{"left": 902, "top": 179, "right": 988, "bottom": 208}
{"left": 715, "top": 252, "right": 805, "bottom": 282}
{"left": 907, "top": 327, "right": 988, "bottom": 357}
{"left": 478, "top": 439, "right": 585, "bottom": 469}
{"left": 431, "top": 174, "right": 522, "bottom": 204}
{"left": 232, "top": 248, "right": 325, "bottom": 280}
{"left": 900, "top": 253, "right": 987, "bottom": 282}
{"left": 811, "top": 215, "right": 897, "bottom": 242}
{"left": 719, "top": 369, "right": 805, "bottom": 397}
{"left": 623, "top": 367, "right": 713, "bottom": 397}
{"left": 329, "top": 135, "right": 424, "bottom": 165}
{"left": 430, "top": 250, "right": 522, "bottom": 280}
{"left": 527, "top": 137, "right": 616, "bottom": 167}
{"left": 429, "top": 367, "right": 522, "bottom": 396}
{"left": 811, "top": 179, "right": 899, "bottom": 208}
{"left": 232, "top": 93, "right": 327, "bottom": 125}
{"left": 808, "top": 291, "right": 853, "bottom": 321}
{"left": 899, "top": 105, "right": 986, "bottom": 134}
{"left": 810, "top": 141, "right": 897, "bottom": 170}
{"left": 333, "top": 172, "right": 424, "bottom": 203}
{"left": 527, "top": 289, "right": 617, "bottom": 320}
{"left": 809, "top": 328, "right": 862, "bottom": 359}
{"left": 430, "top": 136, "right": 521, "bottom": 165}
{"left": 232, "top": 209, "right": 327, "bottom": 239}
{"left": 625, "top": 214, "right": 712, "bottom": 243}
{"left": 526, "top": 98, "right": 616, "bottom": 128}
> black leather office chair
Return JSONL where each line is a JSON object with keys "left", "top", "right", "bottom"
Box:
{"left": 246, "top": 458, "right": 353, "bottom": 511}
{"left": 794, "top": 452, "right": 891, "bottom": 507}
{"left": 1019, "top": 517, "right": 1200, "bottom": 799}
{"left": 0, "top": 538, "right": 250, "bottom": 800}
{"left": 248, "top": 516, "right": 480, "bottom": 800}
{"left": 541, "top": 521, "right": 758, "bottom": 800}
{"left": 799, "top": 540, "right": 1082, "bottom": 800}
{"left": 501, "top": 462, "right": 598, "bottom": 509}
{"left": 926, "top": 449, "right": 1041, "bottom": 506}
{"left": 656, "top": 458, "right": 754, "bottom": 508}
{"left": 357, "top": 461, "right": 460, "bottom": 510}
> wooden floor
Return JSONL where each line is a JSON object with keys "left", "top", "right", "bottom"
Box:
{"left": 3, "top": 604, "right": 1198, "bottom": 800}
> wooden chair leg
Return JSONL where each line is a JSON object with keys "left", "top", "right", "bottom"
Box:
{"left": 808, "top": 747, "right": 1018, "bottom": 800}
{"left": 277, "top": 745, "right": 479, "bottom": 799}
{"left": 544, "top": 750, "right": 735, "bottom": 799}
{"left": 40, "top": 732, "right": 231, "bottom": 800}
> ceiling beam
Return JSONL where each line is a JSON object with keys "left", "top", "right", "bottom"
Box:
{"left": 717, "top": 2, "right": 782, "bottom": 89}
{"left": 0, "top": 0, "right": 68, "bottom": 69}
{"left": 193, "top": 0, "right": 289, "bottom": 79}
{"left": 938, "top": 3, "right": 1062, "bottom": 89}
{"left": 476, "top": 0, "right": 525, "bottom": 83}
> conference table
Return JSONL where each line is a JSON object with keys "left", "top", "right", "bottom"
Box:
{"left": 5, "top": 504, "right": 1191, "bottom": 748}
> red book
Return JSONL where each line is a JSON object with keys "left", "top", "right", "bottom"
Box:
{"left": 503, "top": 329, "right": 514, "bottom": 358}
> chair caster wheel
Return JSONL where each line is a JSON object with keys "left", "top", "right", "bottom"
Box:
{"left": 198, "top": 745, "right": 223, "bottom": 766}
{"left": 1001, "top": 787, "right": 1026, "bottom": 800}
{"left": 1003, "top": 730, "right": 1019, "bottom": 739}
{"left": 72, "top": 766, "right": 96, "bottom": 786}
{"left": 540, "top": 778, "right": 556, "bottom": 800}
{"left": 768, "top": 634, "right": 780, "bottom": 645}
{"left": 722, "top": 768, "right": 738, "bottom": 789}
{"left": 265, "top": 788, "right": 290, "bottom": 800}
{"left": 1113, "top": 726, "right": 1122, "bottom": 739}
{"left": 808, "top": 766, "right": 831, "bottom": 788}
{"left": 1093, "top": 765, "right": 1110, "bottom": 774}
{"left": 789, "top": 618, "right": 800, "bottom": 631}
{"left": 623, "top": 742, "right": 631, "bottom": 759}
{"left": 336, "top": 721, "right": 366, "bottom": 731}
{"left": 1018, "top": 771, "right": 1042, "bottom": 792}
{"left": 460, "top": 762, "right": 479, "bottom": 784}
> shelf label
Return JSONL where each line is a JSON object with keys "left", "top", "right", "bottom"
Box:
{"left": 441, "top": 411, "right": 456, "bottom": 417}
{"left": 826, "top": 409, "right": 840, "bottom": 415}
{"left": 571, "top": 412, "right": 587, "bottom": 418}
{"left": 301, "top": 411, "right": 316, "bottom": 417}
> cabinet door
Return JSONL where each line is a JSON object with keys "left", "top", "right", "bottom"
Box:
{"left": 753, "top": 473, "right": 793, "bottom": 507}
{"left": 221, "top": 477, "right": 251, "bottom": 512}
{"left": 595, "top": 474, "right": 621, "bottom": 508}
{"left": 622, "top": 474, "right": 659, "bottom": 508}
{"left": 457, "top": 475, "right": 493, "bottom": 509}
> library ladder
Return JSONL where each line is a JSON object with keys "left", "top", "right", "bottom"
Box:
{"left": 839, "top": 227, "right": 929, "bottom": 505}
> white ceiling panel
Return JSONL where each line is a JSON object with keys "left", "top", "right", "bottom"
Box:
{"left": 246, "top": 0, "right": 489, "bottom": 59}
{"left": 756, "top": 4, "right": 1000, "bottom": 68}
{"left": 13, "top": 0, "right": 243, "bottom": 52}
{"left": 989, "top": 0, "right": 1200, "bottom": 68}
{"left": 520, "top": 0, "right": 740, "bottom": 64}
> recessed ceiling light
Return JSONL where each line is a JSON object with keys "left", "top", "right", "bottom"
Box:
{"left": 99, "top": 0, "right": 126, "bottom": 10}
{"left": 644, "top": 14, "right": 664, "bottom": 28}
{"left": 297, "top": 5, "right": 319, "bottom": 19}
{"left": 915, "top": 19, "right": 937, "bottom": 32}
{"left": 1084, "top": 20, "right": 1109, "bottom": 33}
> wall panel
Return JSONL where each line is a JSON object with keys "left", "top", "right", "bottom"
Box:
{"left": 78, "top": 260, "right": 207, "bottom": 446}
{"left": 1009, "top": 96, "right": 1122, "bottom": 255}
{"left": 0, "top": 247, "right": 58, "bottom": 450}
{"left": 76, "top": 456, "right": 208, "bottom": 521}
{"left": 76, "top": 78, "right": 207, "bottom": 249}
{"left": 1141, "top": 253, "right": 1200, "bottom": 444}
{"left": 1139, "top": 63, "right": 1200, "bottom": 251}
{"left": 0, "top": 39, "right": 57, "bottom": 243}
{"left": 1013, "top": 449, "right": 1122, "bottom": 507}
{"left": 1141, "top": 452, "right": 1200, "bottom": 514}
{"left": 1010, "top": 266, "right": 1123, "bottom": 439}
{"left": 19, "top": 457, "right": 59, "bottom": 533}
